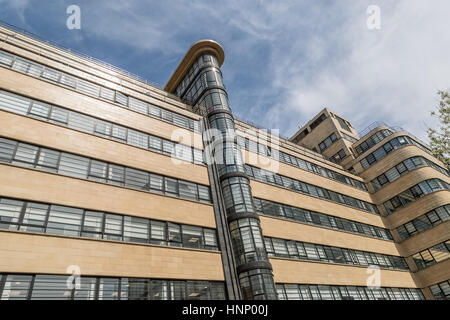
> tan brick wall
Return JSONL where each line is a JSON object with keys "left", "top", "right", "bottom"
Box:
{"left": 271, "top": 258, "right": 418, "bottom": 288}
{"left": 251, "top": 180, "right": 385, "bottom": 227}
{"left": 0, "top": 110, "right": 209, "bottom": 185}
{"left": 0, "top": 67, "right": 204, "bottom": 150}
{"left": 0, "top": 230, "right": 224, "bottom": 280}
{"left": 398, "top": 221, "right": 450, "bottom": 256}
{"left": 0, "top": 164, "right": 216, "bottom": 228}
{"left": 260, "top": 216, "right": 400, "bottom": 256}
{"left": 412, "top": 259, "right": 450, "bottom": 288}
{"left": 382, "top": 190, "right": 450, "bottom": 228}
{"left": 242, "top": 149, "right": 371, "bottom": 202}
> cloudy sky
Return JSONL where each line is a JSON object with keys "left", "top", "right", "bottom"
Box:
{"left": 1, "top": 0, "right": 449, "bottom": 142}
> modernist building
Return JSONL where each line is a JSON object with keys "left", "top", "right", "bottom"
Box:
{"left": 0, "top": 23, "right": 448, "bottom": 300}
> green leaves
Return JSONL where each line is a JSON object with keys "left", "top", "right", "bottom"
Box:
{"left": 427, "top": 90, "right": 450, "bottom": 168}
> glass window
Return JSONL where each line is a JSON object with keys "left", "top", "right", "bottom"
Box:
{"left": 182, "top": 225, "right": 203, "bottom": 249}
{"left": 179, "top": 181, "right": 198, "bottom": 200}
{"left": 82, "top": 211, "right": 103, "bottom": 238}
{"left": 31, "top": 275, "right": 71, "bottom": 300}
{"left": 127, "top": 130, "right": 148, "bottom": 149}
{"left": 112, "top": 125, "right": 127, "bottom": 141}
{"left": 149, "top": 136, "right": 162, "bottom": 151}
{"left": 74, "top": 277, "right": 97, "bottom": 300}
{"left": 148, "top": 174, "right": 163, "bottom": 192}
{"left": 42, "top": 68, "right": 61, "bottom": 82}
{"left": 99, "top": 87, "right": 115, "bottom": 101}
{"left": 0, "top": 198, "right": 23, "bottom": 229}
{"left": 124, "top": 216, "right": 149, "bottom": 243}
{"left": 272, "top": 238, "right": 289, "bottom": 257}
{"left": 20, "top": 202, "right": 48, "bottom": 232}
{"left": 150, "top": 220, "right": 166, "bottom": 245}
{"left": 0, "top": 138, "right": 17, "bottom": 163}
{"left": 0, "top": 90, "right": 30, "bottom": 115}
{"left": 203, "top": 228, "right": 218, "bottom": 250}
{"left": 12, "top": 143, "right": 38, "bottom": 166}
{"left": 68, "top": 112, "right": 95, "bottom": 133}
{"left": 29, "top": 101, "right": 51, "bottom": 119}
{"left": 49, "top": 107, "right": 69, "bottom": 124}
{"left": 129, "top": 97, "right": 148, "bottom": 114}
{"left": 115, "top": 91, "right": 128, "bottom": 106}
{"left": 89, "top": 160, "right": 108, "bottom": 182}
{"left": 58, "top": 153, "right": 89, "bottom": 178}
{"left": 125, "top": 168, "right": 149, "bottom": 190}
{"left": 162, "top": 140, "right": 175, "bottom": 155}
{"left": 36, "top": 148, "right": 60, "bottom": 172}
{"left": 108, "top": 164, "right": 125, "bottom": 186}
{"left": 104, "top": 214, "right": 122, "bottom": 240}
{"left": 0, "top": 51, "right": 14, "bottom": 66}
{"left": 168, "top": 222, "right": 181, "bottom": 246}
{"left": 1, "top": 275, "right": 32, "bottom": 300}
{"left": 46, "top": 205, "right": 83, "bottom": 236}
{"left": 94, "top": 121, "right": 112, "bottom": 137}
{"left": 164, "top": 178, "right": 178, "bottom": 195}
{"left": 98, "top": 278, "right": 120, "bottom": 300}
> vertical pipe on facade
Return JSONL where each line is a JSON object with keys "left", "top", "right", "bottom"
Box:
{"left": 174, "top": 51, "right": 277, "bottom": 300}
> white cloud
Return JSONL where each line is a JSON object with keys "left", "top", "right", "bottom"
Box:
{"left": 260, "top": 1, "right": 450, "bottom": 141}
{"left": 2, "top": 0, "right": 448, "bottom": 143}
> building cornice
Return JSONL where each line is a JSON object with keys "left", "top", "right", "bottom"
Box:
{"left": 164, "top": 39, "right": 225, "bottom": 93}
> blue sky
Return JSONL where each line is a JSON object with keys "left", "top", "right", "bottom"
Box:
{"left": 1, "top": 0, "right": 449, "bottom": 142}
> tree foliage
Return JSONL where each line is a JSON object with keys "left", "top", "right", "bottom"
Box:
{"left": 427, "top": 90, "right": 450, "bottom": 167}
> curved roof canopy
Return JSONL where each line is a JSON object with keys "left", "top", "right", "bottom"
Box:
{"left": 164, "top": 39, "right": 224, "bottom": 93}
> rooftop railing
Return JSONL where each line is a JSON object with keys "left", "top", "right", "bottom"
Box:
{"left": 357, "top": 121, "right": 430, "bottom": 150}
{"left": 0, "top": 20, "right": 166, "bottom": 90}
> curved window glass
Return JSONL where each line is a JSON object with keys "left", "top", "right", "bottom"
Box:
{"left": 236, "top": 135, "right": 367, "bottom": 191}
{"left": 372, "top": 156, "right": 449, "bottom": 191}
{"left": 0, "top": 273, "right": 226, "bottom": 300}
{"left": 0, "top": 50, "right": 199, "bottom": 132}
{"left": 0, "top": 137, "right": 211, "bottom": 204}
{"left": 429, "top": 280, "right": 450, "bottom": 300}
{"left": 221, "top": 177, "right": 255, "bottom": 215}
{"left": 265, "top": 237, "right": 408, "bottom": 270}
{"left": 253, "top": 198, "right": 392, "bottom": 241}
{"left": 276, "top": 283, "right": 424, "bottom": 300}
{"left": 239, "top": 269, "right": 277, "bottom": 300}
{"left": 355, "top": 129, "right": 394, "bottom": 156}
{"left": 245, "top": 165, "right": 379, "bottom": 215}
{"left": 0, "top": 197, "right": 218, "bottom": 250}
{"left": 412, "top": 240, "right": 450, "bottom": 270}
{"left": 229, "top": 218, "right": 267, "bottom": 266}
{"left": 396, "top": 205, "right": 450, "bottom": 240}
{"left": 360, "top": 136, "right": 433, "bottom": 170}
{"left": 383, "top": 179, "right": 449, "bottom": 214}
{"left": 0, "top": 90, "right": 204, "bottom": 165}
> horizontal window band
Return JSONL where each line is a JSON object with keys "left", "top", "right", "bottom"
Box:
{"left": 227, "top": 212, "right": 260, "bottom": 223}
{"left": 235, "top": 135, "right": 368, "bottom": 192}
{"left": 0, "top": 196, "right": 219, "bottom": 251}
{"left": 219, "top": 171, "right": 249, "bottom": 182}
{"left": 264, "top": 236, "right": 408, "bottom": 271}
{"left": 192, "top": 86, "right": 228, "bottom": 107}
{"left": 0, "top": 273, "right": 227, "bottom": 300}
{"left": 276, "top": 283, "right": 424, "bottom": 300}
{"left": 0, "top": 49, "right": 200, "bottom": 132}
{"left": 396, "top": 204, "right": 450, "bottom": 241}
{"left": 236, "top": 261, "right": 273, "bottom": 274}
{"left": 207, "top": 108, "right": 234, "bottom": 119}
{"left": 246, "top": 164, "right": 379, "bottom": 215}
{"left": 179, "top": 64, "right": 223, "bottom": 98}
{"left": 0, "top": 89, "right": 204, "bottom": 165}
{"left": 0, "top": 136, "right": 212, "bottom": 204}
